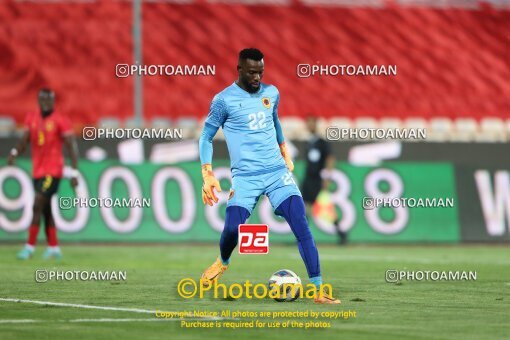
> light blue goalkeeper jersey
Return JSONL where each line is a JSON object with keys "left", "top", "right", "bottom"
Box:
{"left": 204, "top": 82, "right": 286, "bottom": 177}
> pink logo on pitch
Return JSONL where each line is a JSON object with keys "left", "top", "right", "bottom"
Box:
{"left": 238, "top": 224, "right": 269, "bottom": 254}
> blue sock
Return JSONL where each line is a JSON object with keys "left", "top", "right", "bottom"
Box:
{"left": 276, "top": 195, "right": 321, "bottom": 279}
{"left": 219, "top": 206, "right": 250, "bottom": 264}
{"left": 310, "top": 276, "right": 323, "bottom": 290}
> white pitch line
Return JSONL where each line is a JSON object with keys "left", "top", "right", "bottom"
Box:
{"left": 0, "top": 298, "right": 230, "bottom": 321}
{"left": 69, "top": 318, "right": 214, "bottom": 323}
{"left": 0, "top": 298, "right": 155, "bottom": 314}
{"left": 0, "top": 320, "right": 38, "bottom": 324}
{"left": 0, "top": 318, "right": 204, "bottom": 324}
{"left": 69, "top": 318, "right": 170, "bottom": 323}
{"left": 293, "top": 254, "right": 510, "bottom": 265}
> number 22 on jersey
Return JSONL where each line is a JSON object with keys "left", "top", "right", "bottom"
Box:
{"left": 248, "top": 112, "right": 266, "bottom": 130}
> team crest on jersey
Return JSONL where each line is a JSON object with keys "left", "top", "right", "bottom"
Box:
{"left": 45, "top": 121, "right": 55, "bottom": 132}
{"left": 262, "top": 97, "right": 271, "bottom": 109}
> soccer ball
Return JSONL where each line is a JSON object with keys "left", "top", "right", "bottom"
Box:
{"left": 268, "top": 269, "right": 301, "bottom": 302}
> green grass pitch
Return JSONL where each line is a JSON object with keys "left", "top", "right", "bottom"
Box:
{"left": 0, "top": 244, "right": 508, "bottom": 339}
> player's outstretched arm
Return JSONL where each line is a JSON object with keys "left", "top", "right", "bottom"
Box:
{"left": 64, "top": 134, "right": 79, "bottom": 188}
{"left": 272, "top": 95, "right": 294, "bottom": 171}
{"left": 279, "top": 142, "right": 294, "bottom": 172}
{"left": 199, "top": 123, "right": 222, "bottom": 206}
{"left": 7, "top": 130, "right": 29, "bottom": 166}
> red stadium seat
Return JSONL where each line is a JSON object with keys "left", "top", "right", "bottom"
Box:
{"left": 0, "top": 0, "right": 508, "bottom": 126}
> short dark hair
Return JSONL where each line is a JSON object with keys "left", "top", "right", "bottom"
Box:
{"left": 239, "top": 48, "right": 264, "bottom": 62}
{"left": 39, "top": 88, "right": 55, "bottom": 97}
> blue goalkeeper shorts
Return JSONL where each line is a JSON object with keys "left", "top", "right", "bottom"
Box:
{"left": 227, "top": 166, "right": 302, "bottom": 214}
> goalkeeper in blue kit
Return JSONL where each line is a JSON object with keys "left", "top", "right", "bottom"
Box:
{"left": 198, "top": 48, "right": 340, "bottom": 304}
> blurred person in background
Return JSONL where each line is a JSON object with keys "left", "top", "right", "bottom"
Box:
{"left": 302, "top": 116, "right": 347, "bottom": 245}
{"left": 7, "top": 88, "right": 79, "bottom": 260}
